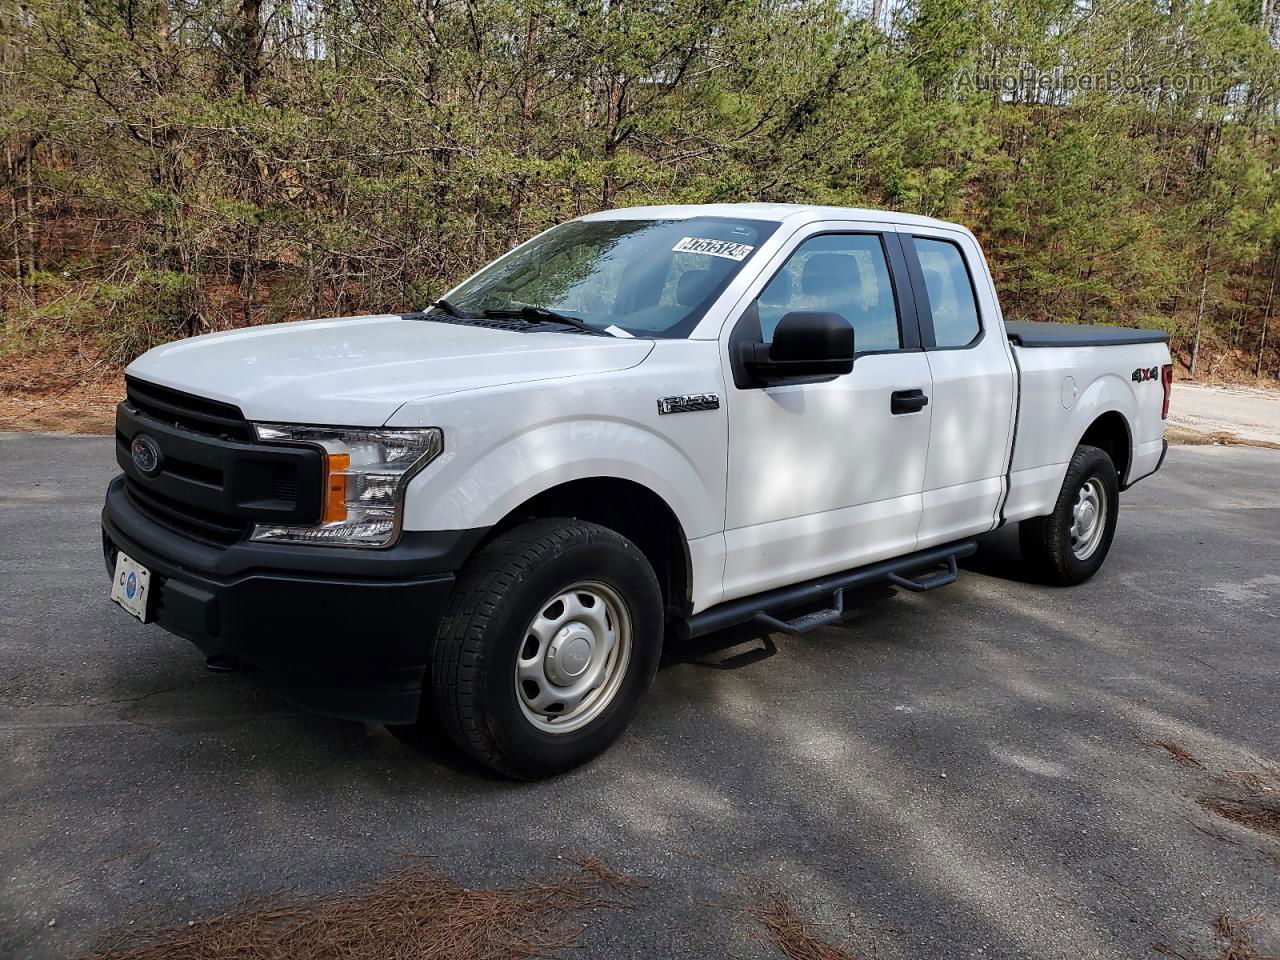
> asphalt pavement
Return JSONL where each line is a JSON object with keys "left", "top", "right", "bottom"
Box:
{"left": 2, "top": 433, "right": 1278, "bottom": 959}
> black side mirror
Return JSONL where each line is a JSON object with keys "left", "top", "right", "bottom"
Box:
{"left": 741, "top": 311, "right": 855, "bottom": 386}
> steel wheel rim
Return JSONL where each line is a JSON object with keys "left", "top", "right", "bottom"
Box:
{"left": 1070, "top": 476, "right": 1107, "bottom": 561}
{"left": 514, "top": 580, "right": 633, "bottom": 734}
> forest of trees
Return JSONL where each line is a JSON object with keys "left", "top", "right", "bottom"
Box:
{"left": 2, "top": 0, "right": 1279, "bottom": 385}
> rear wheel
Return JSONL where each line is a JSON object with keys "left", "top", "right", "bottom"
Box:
{"left": 430, "top": 519, "right": 663, "bottom": 779}
{"left": 1018, "top": 444, "right": 1120, "bottom": 585}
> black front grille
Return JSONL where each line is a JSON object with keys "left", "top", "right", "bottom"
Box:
{"left": 117, "top": 380, "right": 323, "bottom": 548}
{"left": 271, "top": 473, "right": 299, "bottom": 501}
{"left": 125, "top": 477, "right": 251, "bottom": 546}
{"left": 126, "top": 376, "right": 254, "bottom": 441}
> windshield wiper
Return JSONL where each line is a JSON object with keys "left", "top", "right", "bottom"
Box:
{"left": 480, "top": 305, "right": 610, "bottom": 337}
{"left": 427, "top": 298, "right": 469, "bottom": 318}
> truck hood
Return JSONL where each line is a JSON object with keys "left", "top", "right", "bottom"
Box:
{"left": 126, "top": 314, "right": 655, "bottom": 425}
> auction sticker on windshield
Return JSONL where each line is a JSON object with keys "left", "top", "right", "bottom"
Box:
{"left": 672, "top": 237, "right": 755, "bottom": 261}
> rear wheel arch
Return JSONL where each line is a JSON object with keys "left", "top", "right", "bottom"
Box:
{"left": 1019, "top": 443, "right": 1120, "bottom": 585}
{"left": 1076, "top": 410, "right": 1132, "bottom": 485}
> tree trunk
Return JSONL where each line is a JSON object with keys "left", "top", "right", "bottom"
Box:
{"left": 521, "top": 10, "right": 539, "bottom": 126}
{"left": 602, "top": 76, "right": 625, "bottom": 207}
{"left": 508, "top": 7, "right": 540, "bottom": 227}
{"left": 1190, "top": 237, "right": 1211, "bottom": 377}
{"left": 1257, "top": 242, "right": 1279, "bottom": 379}
{"left": 6, "top": 143, "right": 20, "bottom": 284}
{"left": 236, "top": 0, "right": 263, "bottom": 95}
{"left": 23, "top": 136, "right": 35, "bottom": 280}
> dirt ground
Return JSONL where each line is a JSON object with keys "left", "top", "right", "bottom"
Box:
{"left": 0, "top": 381, "right": 120, "bottom": 434}
{"left": 0, "top": 348, "right": 120, "bottom": 435}
{"left": 1166, "top": 382, "right": 1280, "bottom": 448}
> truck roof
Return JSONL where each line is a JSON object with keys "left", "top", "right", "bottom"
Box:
{"left": 579, "top": 202, "right": 966, "bottom": 232}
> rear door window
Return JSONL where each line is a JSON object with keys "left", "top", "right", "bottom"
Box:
{"left": 911, "top": 237, "right": 981, "bottom": 348}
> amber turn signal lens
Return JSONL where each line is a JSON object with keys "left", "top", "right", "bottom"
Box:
{"left": 323, "top": 452, "right": 350, "bottom": 523}
{"left": 250, "top": 425, "right": 443, "bottom": 548}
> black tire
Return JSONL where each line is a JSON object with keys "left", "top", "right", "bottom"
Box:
{"left": 429, "top": 519, "right": 663, "bottom": 779}
{"left": 1018, "top": 444, "right": 1120, "bottom": 586}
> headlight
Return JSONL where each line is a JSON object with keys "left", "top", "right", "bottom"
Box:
{"left": 250, "top": 425, "right": 443, "bottom": 548}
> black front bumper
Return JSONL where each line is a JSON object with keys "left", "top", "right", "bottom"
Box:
{"left": 102, "top": 475, "right": 483, "bottom": 724}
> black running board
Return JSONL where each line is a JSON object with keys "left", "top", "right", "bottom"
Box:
{"left": 687, "top": 540, "right": 977, "bottom": 638}
{"left": 753, "top": 589, "right": 845, "bottom": 635}
{"left": 887, "top": 555, "right": 958, "bottom": 592}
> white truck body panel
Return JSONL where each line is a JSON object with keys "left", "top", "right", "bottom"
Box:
{"left": 721, "top": 348, "right": 934, "bottom": 602}
{"left": 910, "top": 224, "right": 1018, "bottom": 551}
{"left": 715, "top": 218, "right": 936, "bottom": 602}
{"left": 1003, "top": 341, "right": 1170, "bottom": 523}
{"left": 128, "top": 314, "right": 653, "bottom": 425}
{"left": 123, "top": 203, "right": 1172, "bottom": 618}
{"left": 390, "top": 339, "right": 733, "bottom": 613}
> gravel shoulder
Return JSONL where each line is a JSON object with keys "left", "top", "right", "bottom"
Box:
{"left": 1168, "top": 382, "right": 1280, "bottom": 447}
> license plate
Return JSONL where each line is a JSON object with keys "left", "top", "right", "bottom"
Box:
{"left": 110, "top": 551, "right": 152, "bottom": 622}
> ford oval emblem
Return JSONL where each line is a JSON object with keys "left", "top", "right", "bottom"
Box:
{"left": 130, "top": 434, "right": 163, "bottom": 477}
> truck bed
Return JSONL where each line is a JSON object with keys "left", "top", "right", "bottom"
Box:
{"left": 1005, "top": 321, "right": 1170, "bottom": 348}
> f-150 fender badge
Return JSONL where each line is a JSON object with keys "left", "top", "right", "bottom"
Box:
{"left": 1132, "top": 366, "right": 1159, "bottom": 382}
{"left": 657, "top": 393, "right": 720, "bottom": 415}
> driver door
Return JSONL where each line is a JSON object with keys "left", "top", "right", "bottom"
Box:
{"left": 720, "top": 223, "right": 933, "bottom": 603}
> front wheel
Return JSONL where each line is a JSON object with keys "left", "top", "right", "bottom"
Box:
{"left": 430, "top": 519, "right": 663, "bottom": 779}
{"left": 1018, "top": 444, "right": 1120, "bottom": 585}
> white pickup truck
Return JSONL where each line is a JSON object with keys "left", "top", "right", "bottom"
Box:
{"left": 102, "top": 203, "right": 1172, "bottom": 777}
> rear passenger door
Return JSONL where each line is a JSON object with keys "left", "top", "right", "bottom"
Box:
{"left": 720, "top": 223, "right": 934, "bottom": 603}
{"left": 899, "top": 227, "right": 1017, "bottom": 548}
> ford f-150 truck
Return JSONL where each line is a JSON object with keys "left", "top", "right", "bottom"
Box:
{"left": 102, "top": 203, "right": 1172, "bottom": 777}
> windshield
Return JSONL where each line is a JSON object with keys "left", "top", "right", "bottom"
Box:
{"left": 440, "top": 216, "right": 779, "bottom": 338}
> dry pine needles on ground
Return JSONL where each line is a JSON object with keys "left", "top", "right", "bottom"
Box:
{"left": 1157, "top": 739, "right": 1207, "bottom": 769}
{"left": 746, "top": 891, "right": 876, "bottom": 960}
{"left": 1155, "top": 741, "right": 1280, "bottom": 843}
{"left": 1199, "top": 796, "right": 1280, "bottom": 843}
{"left": 1155, "top": 914, "right": 1280, "bottom": 960}
{"left": 78, "top": 856, "right": 641, "bottom": 960}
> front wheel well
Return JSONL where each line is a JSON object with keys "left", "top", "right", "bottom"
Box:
{"left": 485, "top": 478, "right": 692, "bottom": 630}
{"left": 1078, "top": 411, "right": 1132, "bottom": 486}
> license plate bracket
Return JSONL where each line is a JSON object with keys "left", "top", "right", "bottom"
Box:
{"left": 110, "top": 551, "right": 152, "bottom": 623}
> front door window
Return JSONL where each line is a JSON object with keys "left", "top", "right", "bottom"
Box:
{"left": 756, "top": 234, "right": 902, "bottom": 352}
